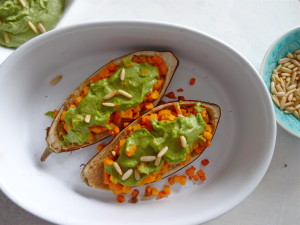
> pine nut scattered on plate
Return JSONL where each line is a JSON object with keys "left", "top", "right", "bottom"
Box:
{"left": 49, "top": 75, "right": 62, "bottom": 86}
{"left": 270, "top": 49, "right": 300, "bottom": 119}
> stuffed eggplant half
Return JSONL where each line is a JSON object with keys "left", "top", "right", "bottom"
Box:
{"left": 42, "top": 51, "right": 179, "bottom": 161}
{"left": 81, "top": 101, "right": 221, "bottom": 194}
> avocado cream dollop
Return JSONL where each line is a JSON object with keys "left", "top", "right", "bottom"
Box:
{"left": 62, "top": 60, "right": 159, "bottom": 146}
{"left": 105, "top": 111, "right": 207, "bottom": 186}
{"left": 0, "top": 0, "right": 65, "bottom": 48}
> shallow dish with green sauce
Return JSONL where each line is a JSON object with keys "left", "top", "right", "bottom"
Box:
{"left": 0, "top": 0, "right": 65, "bottom": 48}
{"left": 81, "top": 101, "right": 221, "bottom": 193}
{"left": 42, "top": 51, "right": 178, "bottom": 161}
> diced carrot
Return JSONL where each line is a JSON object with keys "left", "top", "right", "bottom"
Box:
{"left": 70, "top": 104, "right": 76, "bottom": 108}
{"left": 150, "top": 55, "right": 164, "bottom": 65}
{"left": 177, "top": 88, "right": 184, "bottom": 92}
{"left": 103, "top": 158, "right": 114, "bottom": 166}
{"left": 173, "top": 175, "right": 180, "bottom": 183}
{"left": 158, "top": 191, "right": 167, "bottom": 199}
{"left": 106, "top": 61, "right": 118, "bottom": 72}
{"left": 130, "top": 105, "right": 140, "bottom": 114}
{"left": 193, "top": 174, "right": 199, "bottom": 181}
{"left": 132, "top": 112, "right": 140, "bottom": 119}
{"left": 205, "top": 124, "right": 213, "bottom": 133}
{"left": 155, "top": 173, "right": 163, "bottom": 181}
{"left": 146, "top": 185, "right": 153, "bottom": 193}
{"left": 125, "top": 145, "right": 136, "bottom": 157}
{"left": 168, "top": 177, "right": 175, "bottom": 185}
{"left": 139, "top": 174, "right": 156, "bottom": 186}
{"left": 163, "top": 185, "right": 171, "bottom": 195}
{"left": 123, "top": 122, "right": 129, "bottom": 127}
{"left": 160, "top": 161, "right": 169, "bottom": 173}
{"left": 201, "top": 159, "right": 210, "bottom": 167}
{"left": 194, "top": 146, "right": 205, "bottom": 154}
{"left": 89, "top": 125, "right": 107, "bottom": 133}
{"left": 144, "top": 185, "right": 153, "bottom": 197}
{"left": 158, "top": 109, "right": 172, "bottom": 120}
{"left": 158, "top": 63, "right": 168, "bottom": 76}
{"left": 197, "top": 170, "right": 206, "bottom": 181}
{"left": 122, "top": 186, "right": 132, "bottom": 194}
{"left": 186, "top": 166, "right": 196, "bottom": 179}
{"left": 96, "top": 143, "right": 106, "bottom": 151}
{"left": 174, "top": 103, "right": 182, "bottom": 115}
{"left": 165, "top": 91, "right": 176, "bottom": 99}
{"left": 203, "top": 131, "right": 212, "bottom": 141}
{"left": 89, "top": 61, "right": 118, "bottom": 83}
{"left": 153, "top": 78, "right": 165, "bottom": 90}
{"left": 74, "top": 96, "right": 82, "bottom": 106}
{"left": 144, "top": 102, "right": 154, "bottom": 110}
{"left": 131, "top": 189, "right": 139, "bottom": 197}
{"left": 151, "top": 188, "right": 159, "bottom": 196}
{"left": 179, "top": 176, "right": 186, "bottom": 185}
{"left": 109, "top": 126, "right": 120, "bottom": 136}
{"left": 112, "top": 113, "right": 122, "bottom": 125}
{"left": 141, "top": 114, "right": 157, "bottom": 128}
{"left": 178, "top": 96, "right": 186, "bottom": 101}
{"left": 131, "top": 124, "right": 141, "bottom": 131}
{"left": 190, "top": 78, "right": 196, "bottom": 85}
{"left": 147, "top": 90, "right": 160, "bottom": 101}
{"left": 193, "top": 143, "right": 199, "bottom": 150}
{"left": 118, "top": 109, "right": 133, "bottom": 119}
{"left": 116, "top": 195, "right": 125, "bottom": 203}
{"left": 132, "top": 55, "right": 147, "bottom": 63}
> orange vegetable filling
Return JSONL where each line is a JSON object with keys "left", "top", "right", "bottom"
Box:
{"left": 103, "top": 105, "right": 213, "bottom": 194}
{"left": 190, "top": 78, "right": 196, "bottom": 85}
{"left": 60, "top": 55, "right": 168, "bottom": 145}
{"left": 201, "top": 159, "right": 210, "bottom": 167}
{"left": 116, "top": 195, "right": 125, "bottom": 203}
{"left": 165, "top": 91, "right": 177, "bottom": 99}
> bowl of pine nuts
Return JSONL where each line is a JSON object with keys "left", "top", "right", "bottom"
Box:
{"left": 261, "top": 26, "right": 300, "bottom": 137}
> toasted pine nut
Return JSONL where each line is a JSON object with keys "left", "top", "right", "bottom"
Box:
{"left": 104, "top": 90, "right": 118, "bottom": 100}
{"left": 102, "top": 102, "right": 115, "bottom": 107}
{"left": 113, "top": 162, "right": 122, "bottom": 176}
{"left": 118, "top": 90, "right": 132, "bottom": 98}
{"left": 85, "top": 114, "right": 91, "bottom": 123}
{"left": 180, "top": 136, "right": 187, "bottom": 148}
{"left": 140, "top": 156, "right": 156, "bottom": 162}
{"left": 120, "top": 68, "right": 125, "bottom": 81}
{"left": 122, "top": 169, "right": 133, "bottom": 180}
{"left": 157, "top": 146, "right": 168, "bottom": 158}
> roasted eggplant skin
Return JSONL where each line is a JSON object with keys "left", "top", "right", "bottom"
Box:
{"left": 81, "top": 101, "right": 221, "bottom": 190}
{"left": 41, "top": 51, "right": 179, "bottom": 161}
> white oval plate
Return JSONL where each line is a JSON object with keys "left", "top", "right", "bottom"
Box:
{"left": 0, "top": 21, "right": 276, "bottom": 225}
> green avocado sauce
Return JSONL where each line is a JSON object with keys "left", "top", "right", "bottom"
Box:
{"left": 61, "top": 60, "right": 159, "bottom": 146}
{"left": 0, "top": 0, "right": 65, "bottom": 48}
{"left": 105, "top": 110, "right": 207, "bottom": 186}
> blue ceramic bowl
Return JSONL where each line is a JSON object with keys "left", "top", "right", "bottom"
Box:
{"left": 261, "top": 27, "right": 300, "bottom": 138}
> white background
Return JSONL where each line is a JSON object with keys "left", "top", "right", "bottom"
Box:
{"left": 0, "top": 0, "right": 299, "bottom": 224}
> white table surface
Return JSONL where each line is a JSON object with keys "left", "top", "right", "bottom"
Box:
{"left": 0, "top": 0, "right": 299, "bottom": 224}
